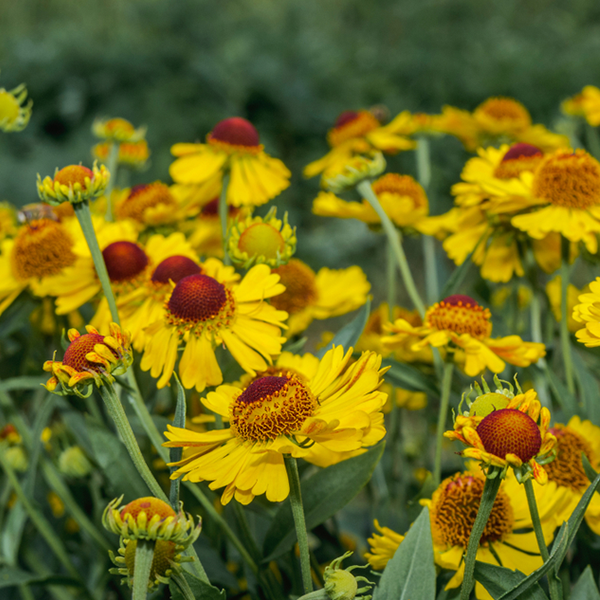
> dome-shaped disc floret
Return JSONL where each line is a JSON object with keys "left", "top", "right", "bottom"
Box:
{"left": 327, "top": 110, "right": 381, "bottom": 148}
{"left": 208, "top": 117, "right": 261, "bottom": 150}
{"left": 151, "top": 256, "right": 202, "bottom": 285}
{"left": 37, "top": 161, "right": 110, "bottom": 205}
{"left": 167, "top": 274, "right": 229, "bottom": 323}
{"left": 494, "top": 142, "right": 544, "bottom": 179}
{"left": 115, "top": 183, "right": 177, "bottom": 223}
{"left": 427, "top": 295, "right": 492, "bottom": 339}
{"left": 102, "top": 241, "right": 149, "bottom": 282}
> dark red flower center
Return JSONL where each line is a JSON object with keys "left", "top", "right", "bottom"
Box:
{"left": 63, "top": 333, "right": 113, "bottom": 373}
{"left": 168, "top": 274, "right": 227, "bottom": 322}
{"left": 502, "top": 143, "right": 543, "bottom": 162}
{"left": 209, "top": 117, "right": 260, "bottom": 147}
{"left": 102, "top": 241, "right": 149, "bottom": 282}
{"left": 442, "top": 294, "right": 478, "bottom": 307}
{"left": 334, "top": 110, "right": 360, "bottom": 128}
{"left": 238, "top": 376, "right": 289, "bottom": 404}
{"left": 152, "top": 256, "right": 202, "bottom": 285}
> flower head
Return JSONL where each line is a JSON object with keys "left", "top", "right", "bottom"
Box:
{"left": 93, "top": 140, "right": 150, "bottom": 169}
{"left": 43, "top": 323, "right": 133, "bottom": 398}
{"left": 0, "top": 82, "right": 32, "bottom": 132}
{"left": 321, "top": 151, "right": 386, "bottom": 194}
{"left": 37, "top": 162, "right": 110, "bottom": 206}
{"left": 92, "top": 117, "right": 146, "bottom": 142}
{"left": 323, "top": 551, "right": 374, "bottom": 600}
{"left": 58, "top": 446, "right": 93, "bottom": 478}
{"left": 164, "top": 346, "right": 388, "bottom": 505}
{"left": 227, "top": 207, "right": 297, "bottom": 269}
{"left": 562, "top": 86, "right": 600, "bottom": 127}
{"left": 573, "top": 276, "right": 600, "bottom": 346}
{"left": 445, "top": 379, "right": 556, "bottom": 483}
{"left": 114, "top": 182, "right": 179, "bottom": 226}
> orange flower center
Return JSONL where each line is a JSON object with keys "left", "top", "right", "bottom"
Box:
{"left": 430, "top": 472, "right": 513, "bottom": 548}
{"left": 120, "top": 496, "right": 176, "bottom": 521}
{"left": 62, "top": 333, "right": 114, "bottom": 373}
{"left": 474, "top": 97, "right": 531, "bottom": 130}
{"left": 270, "top": 259, "right": 318, "bottom": 315}
{"left": 151, "top": 256, "right": 202, "bottom": 285}
{"left": 327, "top": 110, "right": 380, "bottom": 147}
{"left": 167, "top": 274, "right": 229, "bottom": 322}
{"left": 238, "top": 222, "right": 285, "bottom": 260}
{"left": 425, "top": 295, "right": 492, "bottom": 339}
{"left": 124, "top": 539, "right": 177, "bottom": 580}
{"left": 207, "top": 117, "right": 261, "bottom": 151}
{"left": 116, "top": 183, "right": 177, "bottom": 222}
{"left": 53, "top": 165, "right": 94, "bottom": 188}
{"left": 105, "top": 118, "right": 136, "bottom": 137}
{"left": 12, "top": 219, "right": 76, "bottom": 280}
{"left": 230, "top": 374, "right": 316, "bottom": 441}
{"left": 493, "top": 143, "right": 544, "bottom": 179}
{"left": 477, "top": 408, "right": 542, "bottom": 462}
{"left": 372, "top": 173, "right": 428, "bottom": 209}
{"left": 532, "top": 149, "right": 600, "bottom": 209}
{"left": 544, "top": 425, "right": 595, "bottom": 492}
{"left": 102, "top": 241, "right": 149, "bottom": 282}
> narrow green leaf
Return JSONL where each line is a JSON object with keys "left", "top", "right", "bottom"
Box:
{"left": 583, "top": 454, "right": 599, "bottom": 482}
{"left": 0, "top": 376, "right": 46, "bottom": 392}
{"left": 572, "top": 351, "right": 600, "bottom": 426}
{"left": 263, "top": 442, "right": 384, "bottom": 561}
{"left": 0, "top": 567, "right": 79, "bottom": 589}
{"left": 473, "top": 562, "right": 548, "bottom": 600}
{"left": 170, "top": 374, "right": 186, "bottom": 510}
{"left": 571, "top": 565, "right": 600, "bottom": 600}
{"left": 373, "top": 507, "right": 436, "bottom": 600}
{"left": 283, "top": 336, "right": 308, "bottom": 355}
{"left": 316, "top": 297, "right": 371, "bottom": 358}
{"left": 382, "top": 358, "right": 438, "bottom": 395}
{"left": 169, "top": 570, "right": 225, "bottom": 600}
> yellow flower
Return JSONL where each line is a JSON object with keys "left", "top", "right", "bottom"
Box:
{"left": 0, "top": 82, "right": 32, "bottom": 132}
{"left": 0, "top": 202, "right": 17, "bottom": 242}
{"left": 92, "top": 117, "right": 146, "bottom": 142}
{"left": 113, "top": 182, "right": 182, "bottom": 226}
{"left": 562, "top": 86, "right": 600, "bottom": 127}
{"left": 164, "top": 346, "right": 388, "bottom": 505}
{"left": 366, "top": 466, "right": 567, "bottom": 600}
{"left": 269, "top": 258, "right": 370, "bottom": 337}
{"left": 47, "top": 492, "right": 65, "bottom": 518}
{"left": 546, "top": 276, "right": 588, "bottom": 333}
{"left": 227, "top": 207, "right": 297, "bottom": 269}
{"left": 573, "top": 276, "right": 600, "bottom": 346}
{"left": 304, "top": 110, "right": 417, "bottom": 179}
{"left": 313, "top": 173, "right": 429, "bottom": 231}
{"left": 169, "top": 117, "right": 290, "bottom": 207}
{"left": 320, "top": 151, "right": 386, "bottom": 194}
{"left": 445, "top": 381, "right": 556, "bottom": 484}
{"left": 383, "top": 295, "right": 545, "bottom": 376}
{"left": 37, "top": 163, "right": 110, "bottom": 206}
{"left": 43, "top": 323, "right": 133, "bottom": 399}
{"left": 93, "top": 140, "right": 150, "bottom": 169}
{"left": 140, "top": 264, "right": 287, "bottom": 392}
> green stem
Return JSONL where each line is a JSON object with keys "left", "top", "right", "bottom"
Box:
{"left": 524, "top": 479, "right": 562, "bottom": 600}
{"left": 358, "top": 180, "right": 426, "bottom": 318}
{"left": 560, "top": 243, "right": 575, "bottom": 395}
{"left": 386, "top": 240, "right": 396, "bottom": 319}
{"left": 433, "top": 361, "right": 454, "bottom": 486}
{"left": 219, "top": 173, "right": 231, "bottom": 266}
{"left": 170, "top": 571, "right": 197, "bottom": 600}
{"left": 73, "top": 201, "right": 120, "bottom": 324}
{"left": 103, "top": 142, "right": 120, "bottom": 222}
{"left": 284, "top": 455, "right": 313, "bottom": 594}
{"left": 98, "top": 384, "right": 167, "bottom": 501}
{"left": 586, "top": 123, "right": 600, "bottom": 161}
{"left": 529, "top": 291, "right": 550, "bottom": 406}
{"left": 132, "top": 539, "right": 154, "bottom": 600}
{"left": 459, "top": 474, "right": 502, "bottom": 600}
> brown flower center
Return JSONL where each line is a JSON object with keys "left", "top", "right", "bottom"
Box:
{"left": 270, "top": 259, "right": 318, "bottom": 315}
{"left": 327, "top": 110, "right": 380, "bottom": 147}
{"left": 208, "top": 117, "right": 260, "bottom": 148}
{"left": 372, "top": 173, "right": 428, "bottom": 209}
{"left": 62, "top": 333, "right": 115, "bottom": 373}
{"left": 167, "top": 274, "right": 228, "bottom": 322}
{"left": 230, "top": 374, "right": 316, "bottom": 441}
{"left": 54, "top": 165, "right": 94, "bottom": 188}
{"left": 425, "top": 295, "right": 492, "bottom": 339}
{"left": 116, "top": 183, "right": 177, "bottom": 222}
{"left": 493, "top": 143, "right": 544, "bottom": 179}
{"left": 151, "top": 256, "right": 202, "bottom": 285}
{"left": 477, "top": 408, "right": 542, "bottom": 462}
{"left": 474, "top": 97, "right": 531, "bottom": 131}
{"left": 430, "top": 472, "right": 514, "bottom": 548}
{"left": 102, "top": 241, "right": 149, "bottom": 282}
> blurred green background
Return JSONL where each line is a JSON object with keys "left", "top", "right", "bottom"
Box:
{"left": 1, "top": 0, "right": 599, "bottom": 299}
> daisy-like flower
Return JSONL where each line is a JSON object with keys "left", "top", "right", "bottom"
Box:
{"left": 227, "top": 207, "right": 297, "bottom": 269}
{"left": 445, "top": 380, "right": 556, "bottom": 483}
{"left": 140, "top": 264, "right": 287, "bottom": 391}
{"left": 320, "top": 151, "right": 386, "bottom": 194}
{"left": 573, "top": 276, "right": 600, "bottom": 346}
{"left": 113, "top": 183, "right": 183, "bottom": 227}
{"left": 92, "top": 117, "right": 147, "bottom": 143}
{"left": 366, "top": 466, "right": 568, "bottom": 600}
{"left": 313, "top": 173, "right": 430, "bottom": 232}
{"left": 304, "top": 110, "right": 417, "bottom": 179}
{"left": 93, "top": 140, "right": 150, "bottom": 169}
{"left": 0, "top": 81, "right": 32, "bottom": 132}
{"left": 562, "top": 86, "right": 600, "bottom": 127}
{"left": 169, "top": 117, "right": 291, "bottom": 208}
{"left": 269, "top": 258, "right": 370, "bottom": 337}
{"left": 43, "top": 323, "right": 133, "bottom": 399}
{"left": 546, "top": 275, "right": 588, "bottom": 333}
{"left": 37, "top": 163, "right": 110, "bottom": 206}
{"left": 382, "top": 295, "right": 546, "bottom": 376}
{"left": 164, "top": 346, "right": 387, "bottom": 504}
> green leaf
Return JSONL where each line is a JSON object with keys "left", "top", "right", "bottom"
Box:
{"left": 283, "top": 336, "right": 308, "bottom": 355}
{"left": 571, "top": 565, "right": 600, "bottom": 600}
{"left": 170, "top": 374, "right": 186, "bottom": 509}
{"left": 583, "top": 454, "right": 599, "bottom": 482}
{"left": 0, "top": 376, "right": 46, "bottom": 392}
{"left": 382, "top": 358, "right": 438, "bottom": 395}
{"left": 572, "top": 351, "right": 600, "bottom": 426}
{"left": 316, "top": 297, "right": 371, "bottom": 358}
{"left": 0, "top": 567, "right": 79, "bottom": 589}
{"left": 262, "top": 441, "right": 384, "bottom": 561}
{"left": 544, "top": 365, "right": 578, "bottom": 418}
{"left": 473, "top": 562, "right": 548, "bottom": 600}
{"left": 169, "top": 570, "right": 225, "bottom": 600}
{"left": 373, "top": 507, "right": 436, "bottom": 600}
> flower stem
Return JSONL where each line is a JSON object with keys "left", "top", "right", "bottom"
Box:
{"left": 73, "top": 200, "right": 120, "bottom": 325}
{"left": 103, "top": 142, "right": 120, "bottom": 222}
{"left": 459, "top": 473, "right": 502, "bottom": 600}
{"left": 529, "top": 290, "right": 550, "bottom": 406}
{"left": 433, "top": 361, "right": 454, "bottom": 487}
{"left": 524, "top": 478, "right": 562, "bottom": 600}
{"left": 358, "top": 180, "right": 425, "bottom": 318}
{"left": 219, "top": 173, "right": 231, "bottom": 265}
{"left": 284, "top": 455, "right": 313, "bottom": 594}
{"left": 132, "top": 539, "right": 154, "bottom": 600}
{"left": 560, "top": 242, "right": 575, "bottom": 395}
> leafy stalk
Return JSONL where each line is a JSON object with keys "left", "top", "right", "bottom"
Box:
{"left": 132, "top": 539, "right": 154, "bottom": 600}
{"left": 433, "top": 361, "right": 454, "bottom": 486}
